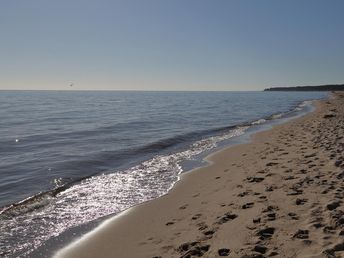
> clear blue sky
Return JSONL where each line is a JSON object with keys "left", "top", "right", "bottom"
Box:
{"left": 1, "top": 0, "right": 343, "bottom": 91}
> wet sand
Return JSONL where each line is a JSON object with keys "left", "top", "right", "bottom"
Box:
{"left": 54, "top": 92, "right": 344, "bottom": 258}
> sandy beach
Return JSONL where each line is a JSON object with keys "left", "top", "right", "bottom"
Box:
{"left": 54, "top": 92, "right": 344, "bottom": 258}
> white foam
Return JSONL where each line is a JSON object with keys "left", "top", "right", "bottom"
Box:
{"left": 1, "top": 126, "right": 248, "bottom": 256}
{"left": 252, "top": 118, "right": 266, "bottom": 125}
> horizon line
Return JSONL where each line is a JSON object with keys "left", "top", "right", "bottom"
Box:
{"left": 0, "top": 89, "right": 265, "bottom": 92}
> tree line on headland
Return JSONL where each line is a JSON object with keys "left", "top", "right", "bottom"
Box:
{"left": 264, "top": 84, "right": 344, "bottom": 91}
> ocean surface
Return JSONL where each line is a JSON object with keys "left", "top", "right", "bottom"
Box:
{"left": 0, "top": 90, "right": 327, "bottom": 257}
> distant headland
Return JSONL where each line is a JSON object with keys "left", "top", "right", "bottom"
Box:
{"left": 264, "top": 84, "right": 344, "bottom": 91}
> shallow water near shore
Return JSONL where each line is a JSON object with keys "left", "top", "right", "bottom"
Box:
{"left": 0, "top": 91, "right": 326, "bottom": 257}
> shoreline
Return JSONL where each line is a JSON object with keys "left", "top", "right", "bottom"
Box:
{"left": 1, "top": 94, "right": 324, "bottom": 258}
{"left": 31, "top": 99, "right": 317, "bottom": 258}
{"left": 29, "top": 104, "right": 310, "bottom": 258}
{"left": 54, "top": 93, "right": 344, "bottom": 258}
{"left": 31, "top": 97, "right": 319, "bottom": 258}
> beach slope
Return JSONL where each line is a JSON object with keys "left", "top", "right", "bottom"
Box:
{"left": 54, "top": 93, "right": 344, "bottom": 258}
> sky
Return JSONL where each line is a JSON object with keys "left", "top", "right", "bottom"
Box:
{"left": 0, "top": 0, "right": 344, "bottom": 91}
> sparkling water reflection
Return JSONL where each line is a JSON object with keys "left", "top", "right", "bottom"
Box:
{"left": 0, "top": 127, "right": 246, "bottom": 257}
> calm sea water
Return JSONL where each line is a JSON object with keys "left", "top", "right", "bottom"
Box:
{"left": 0, "top": 91, "right": 326, "bottom": 257}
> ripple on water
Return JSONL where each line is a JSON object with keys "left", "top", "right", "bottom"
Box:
{"left": 0, "top": 127, "right": 246, "bottom": 257}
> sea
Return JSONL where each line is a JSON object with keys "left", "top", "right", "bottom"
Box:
{"left": 0, "top": 90, "right": 327, "bottom": 257}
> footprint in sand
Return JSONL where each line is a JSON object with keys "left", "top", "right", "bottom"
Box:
{"left": 179, "top": 204, "right": 188, "bottom": 210}
{"left": 218, "top": 248, "right": 230, "bottom": 256}
{"left": 323, "top": 242, "right": 344, "bottom": 258}
{"left": 178, "top": 242, "right": 210, "bottom": 258}
{"left": 191, "top": 214, "right": 202, "bottom": 220}
{"left": 265, "top": 185, "right": 276, "bottom": 192}
{"left": 327, "top": 201, "right": 341, "bottom": 210}
{"left": 197, "top": 222, "right": 208, "bottom": 231}
{"left": 238, "top": 191, "right": 249, "bottom": 197}
{"left": 295, "top": 198, "right": 308, "bottom": 205}
{"left": 247, "top": 177, "right": 265, "bottom": 183}
{"left": 242, "top": 202, "right": 254, "bottom": 209}
{"left": 217, "top": 212, "right": 238, "bottom": 225}
{"left": 253, "top": 244, "right": 268, "bottom": 254}
{"left": 288, "top": 212, "right": 299, "bottom": 220}
{"left": 293, "top": 229, "right": 309, "bottom": 239}
{"left": 257, "top": 227, "right": 275, "bottom": 240}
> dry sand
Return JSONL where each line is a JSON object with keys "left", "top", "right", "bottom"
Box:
{"left": 54, "top": 92, "right": 344, "bottom": 258}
